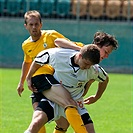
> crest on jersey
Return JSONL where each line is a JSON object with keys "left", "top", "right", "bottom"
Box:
{"left": 43, "top": 43, "right": 47, "bottom": 48}
{"left": 76, "top": 81, "right": 84, "bottom": 88}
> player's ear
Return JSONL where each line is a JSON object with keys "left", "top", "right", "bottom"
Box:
{"left": 40, "top": 22, "right": 42, "bottom": 29}
{"left": 24, "top": 24, "right": 27, "bottom": 29}
{"left": 79, "top": 53, "right": 82, "bottom": 59}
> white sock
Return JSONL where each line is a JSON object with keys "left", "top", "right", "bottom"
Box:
{"left": 24, "top": 130, "right": 31, "bottom": 133}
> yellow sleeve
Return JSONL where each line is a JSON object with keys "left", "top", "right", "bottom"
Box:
{"left": 46, "top": 30, "right": 67, "bottom": 44}
{"left": 23, "top": 52, "right": 32, "bottom": 63}
{"left": 74, "top": 42, "right": 84, "bottom": 47}
{"left": 22, "top": 40, "right": 33, "bottom": 63}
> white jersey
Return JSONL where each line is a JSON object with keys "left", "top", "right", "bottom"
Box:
{"left": 35, "top": 48, "right": 107, "bottom": 100}
{"left": 35, "top": 48, "right": 107, "bottom": 120}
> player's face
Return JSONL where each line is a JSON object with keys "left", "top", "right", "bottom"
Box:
{"left": 25, "top": 16, "right": 42, "bottom": 39}
{"left": 78, "top": 55, "right": 93, "bottom": 70}
{"left": 100, "top": 45, "right": 114, "bottom": 61}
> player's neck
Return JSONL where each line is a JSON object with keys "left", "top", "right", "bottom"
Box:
{"left": 74, "top": 53, "right": 79, "bottom": 66}
{"left": 31, "top": 32, "right": 41, "bottom": 42}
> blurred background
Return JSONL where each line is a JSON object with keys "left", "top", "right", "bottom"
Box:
{"left": 0, "top": 0, "right": 132, "bottom": 73}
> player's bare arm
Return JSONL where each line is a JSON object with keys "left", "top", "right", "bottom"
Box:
{"left": 17, "top": 61, "right": 32, "bottom": 96}
{"left": 26, "top": 61, "right": 41, "bottom": 92}
{"left": 84, "top": 75, "right": 109, "bottom": 105}
{"left": 82, "top": 79, "right": 95, "bottom": 97}
{"left": 55, "top": 38, "right": 82, "bottom": 51}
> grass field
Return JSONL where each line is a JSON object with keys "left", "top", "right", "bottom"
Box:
{"left": 0, "top": 68, "right": 132, "bottom": 133}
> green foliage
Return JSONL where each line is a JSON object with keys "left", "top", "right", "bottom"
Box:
{"left": 0, "top": 68, "right": 132, "bottom": 133}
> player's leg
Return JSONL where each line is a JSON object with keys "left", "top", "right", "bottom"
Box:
{"left": 53, "top": 97, "right": 95, "bottom": 133}
{"left": 43, "top": 84, "right": 76, "bottom": 108}
{"left": 24, "top": 100, "right": 54, "bottom": 133}
{"left": 43, "top": 87, "right": 88, "bottom": 133}
{"left": 54, "top": 115, "right": 95, "bottom": 133}
{"left": 42, "top": 77, "right": 87, "bottom": 133}
{"left": 53, "top": 111, "right": 95, "bottom": 133}
{"left": 76, "top": 97, "right": 95, "bottom": 133}
{"left": 24, "top": 110, "right": 47, "bottom": 133}
{"left": 30, "top": 93, "right": 46, "bottom": 133}
{"left": 32, "top": 74, "right": 87, "bottom": 133}
{"left": 53, "top": 117, "right": 69, "bottom": 133}
{"left": 25, "top": 102, "right": 47, "bottom": 133}
{"left": 81, "top": 113, "right": 95, "bottom": 133}
{"left": 38, "top": 127, "right": 46, "bottom": 133}
{"left": 85, "top": 123, "right": 95, "bottom": 133}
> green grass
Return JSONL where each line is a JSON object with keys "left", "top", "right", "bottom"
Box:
{"left": 0, "top": 68, "right": 132, "bottom": 133}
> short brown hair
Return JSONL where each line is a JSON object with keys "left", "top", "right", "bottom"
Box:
{"left": 93, "top": 31, "right": 118, "bottom": 50}
{"left": 80, "top": 44, "right": 100, "bottom": 64}
{"left": 24, "top": 10, "right": 42, "bottom": 24}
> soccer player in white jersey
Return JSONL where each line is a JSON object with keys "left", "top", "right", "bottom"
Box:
{"left": 24, "top": 44, "right": 101, "bottom": 133}
{"left": 25, "top": 32, "right": 118, "bottom": 133}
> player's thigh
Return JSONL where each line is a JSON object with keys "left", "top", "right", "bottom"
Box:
{"left": 42, "top": 85, "right": 76, "bottom": 108}
{"left": 32, "top": 74, "right": 76, "bottom": 107}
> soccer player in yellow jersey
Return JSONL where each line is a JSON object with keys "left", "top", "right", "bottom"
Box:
{"left": 17, "top": 10, "right": 86, "bottom": 133}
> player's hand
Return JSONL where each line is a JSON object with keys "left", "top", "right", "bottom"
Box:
{"left": 17, "top": 83, "right": 24, "bottom": 97}
{"left": 26, "top": 79, "right": 38, "bottom": 93}
{"left": 84, "top": 95, "right": 96, "bottom": 105}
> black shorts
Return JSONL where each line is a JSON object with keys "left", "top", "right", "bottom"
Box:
{"left": 31, "top": 74, "right": 59, "bottom": 93}
{"left": 30, "top": 74, "right": 59, "bottom": 104}
{"left": 30, "top": 92, "right": 46, "bottom": 104}
{"left": 81, "top": 113, "right": 93, "bottom": 125}
{"left": 36, "top": 100, "right": 54, "bottom": 122}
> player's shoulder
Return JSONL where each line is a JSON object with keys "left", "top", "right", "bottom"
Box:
{"left": 41, "top": 48, "right": 75, "bottom": 55}
{"left": 89, "top": 64, "right": 107, "bottom": 82}
{"left": 55, "top": 48, "right": 77, "bottom": 58}
{"left": 22, "top": 37, "right": 31, "bottom": 47}
{"left": 42, "top": 30, "right": 59, "bottom": 35}
{"left": 40, "top": 47, "right": 59, "bottom": 54}
{"left": 42, "top": 30, "right": 64, "bottom": 38}
{"left": 92, "top": 64, "right": 107, "bottom": 76}
{"left": 56, "top": 47, "right": 76, "bottom": 53}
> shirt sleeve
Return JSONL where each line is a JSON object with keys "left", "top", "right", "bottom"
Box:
{"left": 35, "top": 50, "right": 50, "bottom": 66}
{"left": 74, "top": 42, "right": 84, "bottom": 47}
{"left": 94, "top": 64, "right": 107, "bottom": 82}
{"left": 22, "top": 41, "right": 33, "bottom": 63}
{"left": 23, "top": 51, "right": 32, "bottom": 63}
{"left": 49, "top": 30, "right": 67, "bottom": 42}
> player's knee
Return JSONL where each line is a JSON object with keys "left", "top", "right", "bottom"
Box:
{"left": 62, "top": 98, "right": 77, "bottom": 108}
{"left": 33, "top": 119, "right": 40, "bottom": 127}
{"left": 69, "top": 98, "right": 77, "bottom": 106}
{"left": 32, "top": 113, "right": 43, "bottom": 126}
{"left": 64, "top": 105, "right": 78, "bottom": 111}
{"left": 55, "top": 117, "right": 69, "bottom": 129}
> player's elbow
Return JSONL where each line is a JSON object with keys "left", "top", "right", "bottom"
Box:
{"left": 54, "top": 38, "right": 64, "bottom": 47}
